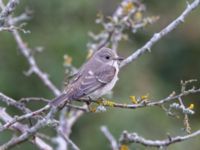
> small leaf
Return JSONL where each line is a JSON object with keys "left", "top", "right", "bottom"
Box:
{"left": 102, "top": 100, "right": 115, "bottom": 107}
{"left": 141, "top": 93, "right": 149, "bottom": 101}
{"left": 120, "top": 144, "right": 129, "bottom": 150}
{"left": 188, "top": 104, "right": 194, "bottom": 110}
{"left": 129, "top": 96, "right": 137, "bottom": 104}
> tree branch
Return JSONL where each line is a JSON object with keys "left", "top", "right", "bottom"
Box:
{"left": 0, "top": 0, "right": 60, "bottom": 96}
{"left": 0, "top": 105, "right": 50, "bottom": 132}
{"left": 0, "top": 92, "right": 31, "bottom": 113}
{"left": 0, "top": 0, "right": 19, "bottom": 26}
{"left": 11, "top": 29, "right": 61, "bottom": 96}
{"left": 0, "top": 107, "right": 57, "bottom": 150}
{"left": 0, "top": 107, "right": 53, "bottom": 150}
{"left": 101, "top": 126, "right": 118, "bottom": 150}
{"left": 1, "top": 0, "right": 200, "bottom": 149}
{"left": 75, "top": 86, "right": 200, "bottom": 110}
{"left": 58, "top": 129, "right": 80, "bottom": 150}
{"left": 119, "top": 130, "right": 200, "bottom": 148}
{"left": 120, "top": 0, "right": 200, "bottom": 68}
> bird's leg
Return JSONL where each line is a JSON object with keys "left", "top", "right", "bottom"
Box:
{"left": 97, "top": 97, "right": 105, "bottom": 104}
{"left": 86, "top": 97, "right": 91, "bottom": 105}
{"left": 86, "top": 96, "right": 94, "bottom": 112}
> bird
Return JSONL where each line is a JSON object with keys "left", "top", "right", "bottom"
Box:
{"left": 49, "top": 47, "right": 124, "bottom": 107}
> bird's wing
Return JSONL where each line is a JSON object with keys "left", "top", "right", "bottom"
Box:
{"left": 49, "top": 93, "right": 70, "bottom": 106}
{"left": 49, "top": 69, "right": 84, "bottom": 107}
{"left": 70, "top": 65, "right": 116, "bottom": 99}
{"left": 50, "top": 65, "right": 116, "bottom": 106}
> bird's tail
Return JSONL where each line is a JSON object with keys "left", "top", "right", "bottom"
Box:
{"left": 49, "top": 94, "right": 69, "bottom": 107}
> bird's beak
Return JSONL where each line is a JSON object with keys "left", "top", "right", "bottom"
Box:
{"left": 113, "top": 56, "right": 124, "bottom": 61}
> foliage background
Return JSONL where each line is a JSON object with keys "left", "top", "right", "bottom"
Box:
{"left": 0, "top": 0, "right": 200, "bottom": 149}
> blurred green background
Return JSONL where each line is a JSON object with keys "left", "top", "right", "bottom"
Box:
{"left": 0, "top": 0, "right": 200, "bottom": 149}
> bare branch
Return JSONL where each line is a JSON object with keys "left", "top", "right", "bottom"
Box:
{"left": 11, "top": 10, "right": 32, "bottom": 25}
{"left": 87, "top": 0, "right": 157, "bottom": 52}
{"left": 67, "top": 108, "right": 86, "bottom": 128}
{"left": 1, "top": 0, "right": 200, "bottom": 149}
{"left": 0, "top": 0, "right": 60, "bottom": 96}
{"left": 11, "top": 29, "right": 61, "bottom": 96}
{"left": 0, "top": 107, "right": 57, "bottom": 150}
{"left": 119, "top": 130, "right": 200, "bottom": 148}
{"left": 0, "top": 25, "right": 16, "bottom": 31}
{"left": 19, "top": 97, "right": 88, "bottom": 112}
{"left": 101, "top": 126, "right": 118, "bottom": 150}
{"left": 0, "top": 92, "right": 31, "bottom": 113}
{"left": 120, "top": 0, "right": 200, "bottom": 68}
{"left": 76, "top": 87, "right": 200, "bottom": 110}
{"left": 0, "top": 107, "right": 53, "bottom": 150}
{"left": 0, "top": 0, "right": 19, "bottom": 26}
{"left": 58, "top": 129, "right": 80, "bottom": 150}
{"left": 19, "top": 97, "right": 50, "bottom": 103}
{"left": 53, "top": 107, "right": 81, "bottom": 150}
{"left": 52, "top": 107, "right": 86, "bottom": 149}
{"left": 0, "top": 105, "right": 50, "bottom": 132}
{"left": 178, "top": 96, "right": 192, "bottom": 133}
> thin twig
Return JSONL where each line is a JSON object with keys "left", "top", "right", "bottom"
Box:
{"left": 11, "top": 10, "right": 32, "bottom": 24}
{"left": 101, "top": 126, "right": 118, "bottom": 150}
{"left": 0, "top": 107, "right": 53, "bottom": 150}
{"left": 0, "top": 105, "right": 50, "bottom": 132}
{"left": 0, "top": 92, "right": 31, "bottom": 113}
{"left": 11, "top": 29, "right": 61, "bottom": 96}
{"left": 58, "top": 129, "right": 80, "bottom": 150}
{"left": 76, "top": 87, "right": 200, "bottom": 110}
{"left": 0, "top": 107, "right": 58, "bottom": 150}
{"left": 19, "top": 97, "right": 50, "bottom": 103}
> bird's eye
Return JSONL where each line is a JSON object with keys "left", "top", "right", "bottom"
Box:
{"left": 105, "top": 56, "right": 110, "bottom": 60}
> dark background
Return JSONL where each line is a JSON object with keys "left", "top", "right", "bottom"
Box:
{"left": 0, "top": 0, "right": 200, "bottom": 149}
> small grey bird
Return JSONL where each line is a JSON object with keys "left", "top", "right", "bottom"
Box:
{"left": 50, "top": 47, "right": 123, "bottom": 107}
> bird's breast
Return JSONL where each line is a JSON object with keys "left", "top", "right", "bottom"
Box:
{"left": 88, "top": 62, "right": 119, "bottom": 99}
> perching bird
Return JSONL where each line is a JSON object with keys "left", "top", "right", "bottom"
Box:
{"left": 49, "top": 47, "right": 123, "bottom": 107}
